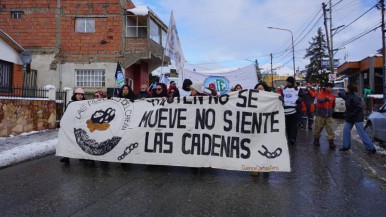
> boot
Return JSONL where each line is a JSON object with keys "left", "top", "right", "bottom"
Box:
{"left": 329, "top": 140, "right": 336, "bottom": 149}
{"left": 313, "top": 139, "right": 320, "bottom": 146}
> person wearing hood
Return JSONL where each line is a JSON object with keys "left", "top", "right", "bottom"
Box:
{"left": 179, "top": 79, "right": 193, "bottom": 97}
{"left": 282, "top": 76, "right": 302, "bottom": 145}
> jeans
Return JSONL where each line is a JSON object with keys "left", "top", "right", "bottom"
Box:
{"left": 342, "top": 121, "right": 375, "bottom": 151}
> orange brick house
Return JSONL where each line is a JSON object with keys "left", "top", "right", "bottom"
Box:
{"left": 0, "top": 29, "right": 25, "bottom": 94}
{"left": 0, "top": 0, "right": 169, "bottom": 94}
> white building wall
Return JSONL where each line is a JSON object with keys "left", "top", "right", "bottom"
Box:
{"left": 0, "top": 39, "right": 22, "bottom": 65}
{"left": 31, "top": 54, "right": 56, "bottom": 88}
{"left": 60, "top": 62, "right": 117, "bottom": 92}
{"left": 30, "top": 53, "right": 118, "bottom": 92}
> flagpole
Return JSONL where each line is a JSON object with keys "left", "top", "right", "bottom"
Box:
{"left": 159, "top": 11, "right": 173, "bottom": 83}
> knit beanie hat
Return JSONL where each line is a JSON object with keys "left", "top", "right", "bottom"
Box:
{"left": 190, "top": 82, "right": 204, "bottom": 93}
{"left": 286, "top": 76, "right": 295, "bottom": 84}
{"left": 74, "top": 88, "right": 85, "bottom": 94}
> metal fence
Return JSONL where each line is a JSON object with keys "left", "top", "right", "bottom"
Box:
{"left": 0, "top": 86, "right": 48, "bottom": 98}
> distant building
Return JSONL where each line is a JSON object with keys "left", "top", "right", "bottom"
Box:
{"left": 337, "top": 55, "right": 383, "bottom": 98}
{"left": 0, "top": 0, "right": 170, "bottom": 93}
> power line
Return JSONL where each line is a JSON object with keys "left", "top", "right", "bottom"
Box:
{"left": 335, "top": 22, "right": 381, "bottom": 49}
{"left": 335, "top": 3, "right": 377, "bottom": 35}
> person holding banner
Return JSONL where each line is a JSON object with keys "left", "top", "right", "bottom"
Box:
{"left": 190, "top": 82, "right": 205, "bottom": 96}
{"left": 118, "top": 85, "right": 136, "bottom": 102}
{"left": 234, "top": 84, "right": 243, "bottom": 91}
{"left": 60, "top": 88, "right": 86, "bottom": 164}
{"left": 152, "top": 83, "right": 169, "bottom": 99}
{"left": 179, "top": 79, "right": 192, "bottom": 97}
{"left": 254, "top": 82, "right": 271, "bottom": 92}
{"left": 136, "top": 84, "right": 151, "bottom": 99}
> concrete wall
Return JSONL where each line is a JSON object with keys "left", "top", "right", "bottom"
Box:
{"left": 0, "top": 38, "right": 23, "bottom": 65}
{"left": 0, "top": 98, "right": 57, "bottom": 137}
{"left": 60, "top": 62, "right": 118, "bottom": 92}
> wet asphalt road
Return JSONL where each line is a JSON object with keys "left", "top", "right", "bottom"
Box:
{"left": 1, "top": 118, "right": 386, "bottom": 217}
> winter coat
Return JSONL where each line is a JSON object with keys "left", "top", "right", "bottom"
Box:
{"left": 282, "top": 86, "right": 301, "bottom": 115}
{"left": 136, "top": 91, "right": 151, "bottom": 99}
{"left": 339, "top": 92, "right": 364, "bottom": 123}
{"left": 301, "top": 88, "right": 316, "bottom": 112}
{"left": 315, "top": 89, "right": 335, "bottom": 118}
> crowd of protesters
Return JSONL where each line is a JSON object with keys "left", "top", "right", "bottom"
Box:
{"left": 61, "top": 76, "right": 377, "bottom": 165}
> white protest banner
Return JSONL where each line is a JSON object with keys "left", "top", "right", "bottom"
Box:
{"left": 56, "top": 90, "right": 290, "bottom": 172}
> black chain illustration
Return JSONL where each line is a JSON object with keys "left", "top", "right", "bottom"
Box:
{"left": 117, "top": 142, "right": 139, "bottom": 161}
{"left": 258, "top": 145, "right": 282, "bottom": 159}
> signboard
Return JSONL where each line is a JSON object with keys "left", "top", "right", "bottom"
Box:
{"left": 56, "top": 90, "right": 290, "bottom": 172}
{"left": 329, "top": 73, "right": 336, "bottom": 81}
{"left": 321, "top": 58, "right": 340, "bottom": 69}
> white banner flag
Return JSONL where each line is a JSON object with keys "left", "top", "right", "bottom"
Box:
{"left": 165, "top": 11, "right": 185, "bottom": 76}
{"left": 56, "top": 90, "right": 290, "bottom": 172}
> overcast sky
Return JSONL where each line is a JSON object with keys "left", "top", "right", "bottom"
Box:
{"left": 134, "top": 0, "right": 381, "bottom": 75}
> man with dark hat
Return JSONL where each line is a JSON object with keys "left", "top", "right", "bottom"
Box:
{"left": 282, "top": 76, "right": 302, "bottom": 145}
{"left": 313, "top": 82, "right": 336, "bottom": 148}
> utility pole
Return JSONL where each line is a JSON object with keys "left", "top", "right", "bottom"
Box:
{"left": 271, "top": 53, "right": 274, "bottom": 87}
{"left": 329, "top": 0, "right": 334, "bottom": 75}
{"left": 322, "top": 3, "right": 331, "bottom": 71}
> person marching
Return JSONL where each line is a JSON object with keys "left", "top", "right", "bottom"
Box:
{"left": 60, "top": 88, "right": 86, "bottom": 164}
{"left": 300, "top": 82, "right": 317, "bottom": 130}
{"left": 338, "top": 84, "right": 376, "bottom": 154}
{"left": 313, "top": 83, "right": 336, "bottom": 149}
{"left": 282, "top": 76, "right": 301, "bottom": 145}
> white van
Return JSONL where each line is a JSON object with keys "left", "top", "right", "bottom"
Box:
{"left": 332, "top": 87, "right": 346, "bottom": 114}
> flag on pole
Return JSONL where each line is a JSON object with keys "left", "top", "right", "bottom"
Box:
{"left": 159, "top": 73, "right": 170, "bottom": 85}
{"left": 115, "top": 62, "right": 125, "bottom": 89}
{"left": 165, "top": 11, "right": 185, "bottom": 78}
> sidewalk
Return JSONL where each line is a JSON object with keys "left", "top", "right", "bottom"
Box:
{"left": 0, "top": 129, "right": 59, "bottom": 168}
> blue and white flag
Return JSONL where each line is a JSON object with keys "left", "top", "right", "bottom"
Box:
{"left": 115, "top": 62, "right": 125, "bottom": 89}
{"left": 165, "top": 11, "right": 185, "bottom": 77}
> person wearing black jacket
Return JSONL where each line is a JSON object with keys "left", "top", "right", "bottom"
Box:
{"left": 338, "top": 84, "right": 376, "bottom": 154}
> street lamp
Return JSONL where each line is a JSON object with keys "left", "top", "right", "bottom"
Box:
{"left": 268, "top": 26, "right": 296, "bottom": 78}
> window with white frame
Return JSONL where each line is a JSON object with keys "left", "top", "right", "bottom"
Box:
{"left": 75, "top": 18, "right": 95, "bottom": 33}
{"left": 75, "top": 69, "right": 105, "bottom": 87}
{"left": 126, "top": 15, "right": 147, "bottom": 37}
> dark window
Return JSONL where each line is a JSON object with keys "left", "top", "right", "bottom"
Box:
{"left": 11, "top": 11, "right": 22, "bottom": 19}
{"left": 0, "top": 60, "right": 13, "bottom": 90}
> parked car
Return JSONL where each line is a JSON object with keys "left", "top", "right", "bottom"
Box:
{"left": 332, "top": 87, "right": 346, "bottom": 115}
{"left": 365, "top": 103, "right": 386, "bottom": 144}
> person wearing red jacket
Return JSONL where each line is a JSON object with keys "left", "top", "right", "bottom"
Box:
{"left": 313, "top": 82, "right": 336, "bottom": 148}
{"left": 300, "top": 83, "right": 317, "bottom": 130}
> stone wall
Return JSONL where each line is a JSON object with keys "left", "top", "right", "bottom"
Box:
{"left": 0, "top": 98, "right": 57, "bottom": 137}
